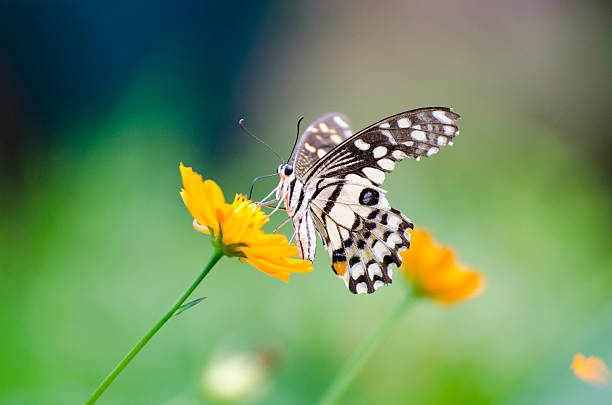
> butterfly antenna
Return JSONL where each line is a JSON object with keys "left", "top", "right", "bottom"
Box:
{"left": 239, "top": 119, "right": 284, "bottom": 164}
{"left": 288, "top": 116, "right": 305, "bottom": 162}
{"left": 249, "top": 173, "right": 278, "bottom": 200}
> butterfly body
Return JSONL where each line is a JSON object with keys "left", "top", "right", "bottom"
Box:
{"left": 274, "top": 108, "right": 460, "bottom": 294}
{"left": 276, "top": 168, "right": 317, "bottom": 261}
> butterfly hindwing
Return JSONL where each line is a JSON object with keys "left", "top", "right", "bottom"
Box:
{"left": 291, "top": 113, "right": 354, "bottom": 178}
{"left": 308, "top": 176, "right": 412, "bottom": 293}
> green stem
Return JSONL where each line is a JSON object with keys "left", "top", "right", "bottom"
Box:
{"left": 85, "top": 249, "right": 224, "bottom": 405}
{"left": 317, "top": 292, "right": 415, "bottom": 405}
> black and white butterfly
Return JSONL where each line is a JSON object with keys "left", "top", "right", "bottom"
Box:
{"left": 268, "top": 107, "right": 460, "bottom": 294}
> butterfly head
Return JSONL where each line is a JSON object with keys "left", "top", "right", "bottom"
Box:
{"left": 275, "top": 163, "right": 296, "bottom": 203}
{"left": 277, "top": 164, "right": 294, "bottom": 179}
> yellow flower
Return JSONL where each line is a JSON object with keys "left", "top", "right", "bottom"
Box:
{"left": 179, "top": 163, "right": 312, "bottom": 282}
{"left": 399, "top": 228, "right": 485, "bottom": 304}
{"left": 571, "top": 353, "right": 611, "bottom": 387}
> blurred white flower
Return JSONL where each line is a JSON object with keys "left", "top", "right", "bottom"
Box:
{"left": 201, "top": 347, "right": 278, "bottom": 402}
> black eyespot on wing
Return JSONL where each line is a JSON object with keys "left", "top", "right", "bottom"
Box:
{"left": 352, "top": 216, "right": 361, "bottom": 230}
{"left": 359, "top": 188, "right": 379, "bottom": 206}
{"left": 332, "top": 249, "right": 346, "bottom": 262}
{"left": 349, "top": 256, "right": 360, "bottom": 266}
{"left": 357, "top": 240, "right": 366, "bottom": 250}
{"left": 365, "top": 222, "right": 376, "bottom": 231}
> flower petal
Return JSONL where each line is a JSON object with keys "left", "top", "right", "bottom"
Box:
{"left": 572, "top": 354, "right": 611, "bottom": 386}
{"left": 400, "top": 228, "right": 485, "bottom": 304}
{"left": 180, "top": 162, "right": 225, "bottom": 236}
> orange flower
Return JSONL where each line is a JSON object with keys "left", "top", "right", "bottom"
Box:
{"left": 571, "top": 354, "right": 611, "bottom": 387}
{"left": 179, "top": 163, "right": 312, "bottom": 282}
{"left": 399, "top": 228, "right": 484, "bottom": 304}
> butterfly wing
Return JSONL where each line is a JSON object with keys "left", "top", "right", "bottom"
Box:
{"left": 291, "top": 113, "right": 354, "bottom": 178}
{"left": 305, "top": 107, "right": 460, "bottom": 294}
{"left": 303, "top": 107, "right": 460, "bottom": 183}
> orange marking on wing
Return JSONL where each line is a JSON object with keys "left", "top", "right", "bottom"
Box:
{"left": 333, "top": 262, "right": 347, "bottom": 276}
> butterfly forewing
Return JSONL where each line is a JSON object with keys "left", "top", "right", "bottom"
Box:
{"left": 291, "top": 112, "right": 354, "bottom": 177}
{"left": 304, "top": 107, "right": 460, "bottom": 182}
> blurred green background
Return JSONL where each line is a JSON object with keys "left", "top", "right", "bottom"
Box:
{"left": 1, "top": 1, "right": 611, "bottom": 404}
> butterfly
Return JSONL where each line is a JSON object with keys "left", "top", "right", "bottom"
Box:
{"left": 273, "top": 107, "right": 460, "bottom": 294}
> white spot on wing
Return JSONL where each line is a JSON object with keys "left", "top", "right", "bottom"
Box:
{"left": 345, "top": 173, "right": 372, "bottom": 186}
{"left": 356, "top": 282, "right": 368, "bottom": 294}
{"left": 355, "top": 139, "right": 370, "bottom": 150}
{"left": 362, "top": 167, "right": 385, "bottom": 184}
{"left": 387, "top": 233, "right": 402, "bottom": 246}
{"left": 373, "top": 146, "right": 387, "bottom": 159}
{"left": 426, "top": 147, "right": 439, "bottom": 156}
{"left": 329, "top": 204, "right": 356, "bottom": 229}
{"left": 392, "top": 150, "right": 408, "bottom": 160}
{"left": 330, "top": 134, "right": 342, "bottom": 144}
{"left": 373, "top": 280, "right": 384, "bottom": 290}
{"left": 377, "top": 158, "right": 395, "bottom": 171}
{"left": 305, "top": 143, "right": 316, "bottom": 152}
{"left": 433, "top": 110, "right": 453, "bottom": 124}
{"left": 352, "top": 263, "right": 365, "bottom": 278}
{"left": 379, "top": 122, "right": 390, "bottom": 128}
{"left": 437, "top": 137, "right": 448, "bottom": 146}
{"left": 315, "top": 184, "right": 335, "bottom": 201}
{"left": 397, "top": 118, "right": 411, "bottom": 128}
{"left": 373, "top": 241, "right": 389, "bottom": 262}
{"left": 320, "top": 123, "right": 329, "bottom": 132}
{"left": 411, "top": 131, "right": 426, "bottom": 141}
{"left": 339, "top": 228, "right": 349, "bottom": 239}
{"left": 333, "top": 116, "right": 349, "bottom": 128}
{"left": 386, "top": 213, "right": 402, "bottom": 230}
{"left": 443, "top": 125, "right": 455, "bottom": 135}
{"left": 325, "top": 217, "right": 341, "bottom": 248}
{"left": 368, "top": 263, "right": 383, "bottom": 278}
{"left": 380, "top": 130, "right": 395, "bottom": 144}
{"left": 317, "top": 149, "right": 326, "bottom": 158}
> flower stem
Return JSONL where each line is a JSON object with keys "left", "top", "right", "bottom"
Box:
{"left": 85, "top": 249, "right": 224, "bottom": 405}
{"left": 316, "top": 292, "right": 415, "bottom": 405}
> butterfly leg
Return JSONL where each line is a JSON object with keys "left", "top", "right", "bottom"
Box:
{"left": 256, "top": 186, "right": 278, "bottom": 205}
{"left": 266, "top": 197, "right": 285, "bottom": 218}
{"left": 272, "top": 217, "right": 292, "bottom": 233}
